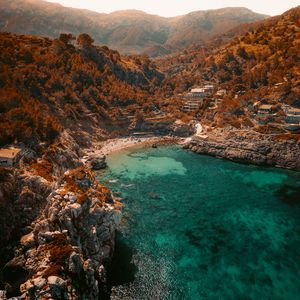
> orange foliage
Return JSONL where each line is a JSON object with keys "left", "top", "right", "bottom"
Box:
{"left": 30, "top": 159, "right": 54, "bottom": 182}
{"left": 0, "top": 32, "right": 163, "bottom": 147}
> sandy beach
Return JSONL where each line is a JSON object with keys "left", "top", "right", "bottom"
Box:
{"left": 83, "top": 135, "right": 183, "bottom": 158}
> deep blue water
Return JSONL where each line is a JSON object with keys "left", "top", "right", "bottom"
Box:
{"left": 100, "top": 145, "right": 300, "bottom": 300}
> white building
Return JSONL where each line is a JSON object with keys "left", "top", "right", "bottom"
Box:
{"left": 284, "top": 107, "right": 300, "bottom": 124}
{"left": 258, "top": 104, "right": 274, "bottom": 115}
{"left": 181, "top": 84, "right": 215, "bottom": 113}
{"left": 215, "top": 89, "right": 227, "bottom": 97}
{"left": 186, "top": 88, "right": 208, "bottom": 98}
{"left": 0, "top": 148, "right": 22, "bottom": 167}
{"left": 181, "top": 100, "right": 201, "bottom": 112}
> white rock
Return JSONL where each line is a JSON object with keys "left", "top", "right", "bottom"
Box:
{"left": 69, "top": 195, "right": 77, "bottom": 203}
{"left": 20, "top": 232, "right": 35, "bottom": 248}
{"left": 20, "top": 280, "right": 34, "bottom": 293}
{"left": 48, "top": 276, "right": 66, "bottom": 286}
{"left": 33, "top": 277, "right": 46, "bottom": 289}
{"left": 69, "top": 203, "right": 82, "bottom": 218}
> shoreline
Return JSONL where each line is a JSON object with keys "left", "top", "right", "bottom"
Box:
{"left": 186, "top": 129, "right": 300, "bottom": 171}
{"left": 83, "top": 135, "right": 184, "bottom": 157}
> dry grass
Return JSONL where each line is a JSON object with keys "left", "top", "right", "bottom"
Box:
{"left": 273, "top": 133, "right": 300, "bottom": 141}
{"left": 42, "top": 233, "right": 73, "bottom": 278}
{"left": 59, "top": 167, "right": 110, "bottom": 206}
{"left": 30, "top": 159, "right": 54, "bottom": 182}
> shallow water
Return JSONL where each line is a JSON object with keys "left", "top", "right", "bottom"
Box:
{"left": 100, "top": 145, "right": 300, "bottom": 300}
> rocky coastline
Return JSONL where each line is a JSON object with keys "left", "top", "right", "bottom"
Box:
{"left": 0, "top": 131, "right": 123, "bottom": 299}
{"left": 4, "top": 167, "right": 122, "bottom": 299}
{"left": 185, "top": 129, "right": 300, "bottom": 171}
{"left": 0, "top": 131, "right": 182, "bottom": 299}
{"left": 1, "top": 127, "right": 300, "bottom": 298}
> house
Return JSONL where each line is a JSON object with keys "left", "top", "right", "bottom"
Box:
{"left": 0, "top": 147, "right": 22, "bottom": 167}
{"left": 181, "top": 100, "right": 201, "bottom": 112}
{"left": 181, "top": 84, "right": 216, "bottom": 113}
{"left": 202, "top": 84, "right": 215, "bottom": 94}
{"left": 257, "top": 104, "right": 274, "bottom": 115}
{"left": 284, "top": 107, "right": 300, "bottom": 124}
{"left": 282, "top": 106, "right": 300, "bottom": 131}
{"left": 186, "top": 88, "right": 208, "bottom": 98}
{"left": 215, "top": 89, "right": 227, "bottom": 97}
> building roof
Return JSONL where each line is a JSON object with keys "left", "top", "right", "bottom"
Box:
{"left": 190, "top": 88, "right": 206, "bottom": 93}
{"left": 287, "top": 107, "right": 300, "bottom": 113}
{"left": 259, "top": 104, "right": 273, "bottom": 110}
{"left": 0, "top": 148, "right": 21, "bottom": 159}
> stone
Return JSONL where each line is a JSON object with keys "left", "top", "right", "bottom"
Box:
{"left": 47, "top": 276, "right": 67, "bottom": 299}
{"left": 69, "top": 195, "right": 77, "bottom": 203}
{"left": 47, "top": 276, "right": 66, "bottom": 286}
{"left": 68, "top": 252, "right": 83, "bottom": 274}
{"left": 171, "top": 121, "right": 195, "bottom": 137}
{"left": 87, "top": 155, "right": 107, "bottom": 170}
{"left": 20, "top": 232, "right": 35, "bottom": 249}
{"left": 187, "top": 129, "right": 300, "bottom": 171}
{"left": 4, "top": 163, "right": 121, "bottom": 300}
{"left": 69, "top": 203, "right": 82, "bottom": 218}
{"left": 39, "top": 231, "right": 61, "bottom": 242}
{"left": 33, "top": 277, "right": 46, "bottom": 289}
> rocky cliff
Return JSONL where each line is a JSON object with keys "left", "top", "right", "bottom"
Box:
{"left": 0, "top": 131, "right": 122, "bottom": 299}
{"left": 4, "top": 167, "right": 121, "bottom": 299}
{"left": 185, "top": 129, "right": 300, "bottom": 170}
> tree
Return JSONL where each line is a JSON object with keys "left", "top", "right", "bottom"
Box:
{"left": 77, "top": 33, "right": 94, "bottom": 49}
{"left": 59, "top": 33, "right": 75, "bottom": 44}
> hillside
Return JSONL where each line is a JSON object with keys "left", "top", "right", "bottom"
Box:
{"left": 159, "top": 6, "right": 300, "bottom": 129}
{"left": 0, "top": 0, "right": 267, "bottom": 55}
{"left": 0, "top": 32, "right": 163, "bottom": 147}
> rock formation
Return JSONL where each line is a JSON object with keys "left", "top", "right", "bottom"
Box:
{"left": 0, "top": 131, "right": 122, "bottom": 299}
{"left": 3, "top": 167, "right": 121, "bottom": 299}
{"left": 185, "top": 129, "right": 300, "bottom": 170}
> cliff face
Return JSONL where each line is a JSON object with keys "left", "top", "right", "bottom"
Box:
{"left": 3, "top": 167, "right": 121, "bottom": 299}
{"left": 186, "top": 129, "right": 300, "bottom": 170}
{"left": 0, "top": 131, "right": 121, "bottom": 299}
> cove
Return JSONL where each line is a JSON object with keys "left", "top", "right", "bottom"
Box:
{"left": 99, "top": 145, "right": 300, "bottom": 299}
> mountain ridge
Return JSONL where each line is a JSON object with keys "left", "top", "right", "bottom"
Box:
{"left": 0, "top": 0, "right": 268, "bottom": 55}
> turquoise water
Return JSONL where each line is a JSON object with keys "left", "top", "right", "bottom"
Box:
{"left": 100, "top": 145, "right": 300, "bottom": 300}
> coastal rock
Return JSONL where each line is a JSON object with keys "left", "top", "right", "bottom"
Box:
{"left": 47, "top": 276, "right": 68, "bottom": 299}
{"left": 87, "top": 154, "right": 107, "bottom": 170}
{"left": 171, "top": 120, "right": 195, "bottom": 137}
{"left": 187, "top": 129, "right": 300, "bottom": 170}
{"left": 20, "top": 232, "right": 35, "bottom": 249}
{"left": 3, "top": 167, "right": 122, "bottom": 299}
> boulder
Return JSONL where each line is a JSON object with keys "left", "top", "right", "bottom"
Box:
{"left": 47, "top": 276, "right": 68, "bottom": 299}
{"left": 20, "top": 232, "right": 35, "bottom": 249}
{"left": 87, "top": 155, "right": 107, "bottom": 170}
{"left": 171, "top": 120, "right": 195, "bottom": 137}
{"left": 69, "top": 203, "right": 82, "bottom": 219}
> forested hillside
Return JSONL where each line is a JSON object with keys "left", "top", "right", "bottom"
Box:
{"left": 159, "top": 6, "right": 300, "bottom": 128}
{"left": 0, "top": 32, "right": 163, "bottom": 147}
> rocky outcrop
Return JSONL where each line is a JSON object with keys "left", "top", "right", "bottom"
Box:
{"left": 0, "top": 132, "right": 83, "bottom": 273}
{"left": 86, "top": 154, "right": 107, "bottom": 170}
{"left": 186, "top": 130, "right": 300, "bottom": 170}
{"left": 0, "top": 130, "right": 122, "bottom": 298}
{"left": 171, "top": 121, "right": 195, "bottom": 137}
{"left": 3, "top": 167, "right": 122, "bottom": 299}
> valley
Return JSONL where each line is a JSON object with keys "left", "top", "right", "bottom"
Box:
{"left": 0, "top": 1, "right": 299, "bottom": 299}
